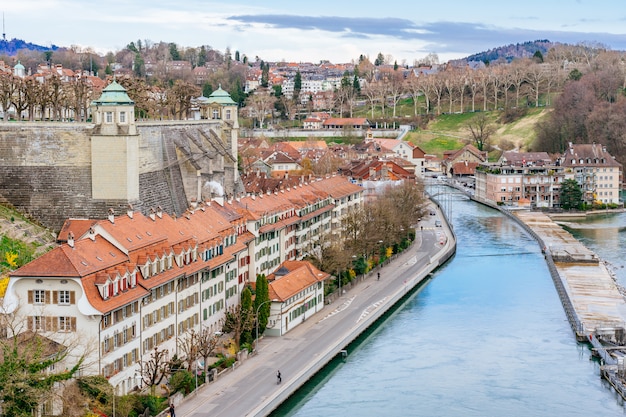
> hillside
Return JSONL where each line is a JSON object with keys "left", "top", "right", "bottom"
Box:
{"left": 406, "top": 108, "right": 550, "bottom": 158}
{"left": 0, "top": 38, "right": 59, "bottom": 56}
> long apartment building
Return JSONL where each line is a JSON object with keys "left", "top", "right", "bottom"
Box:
{"left": 3, "top": 175, "right": 363, "bottom": 395}
{"left": 475, "top": 145, "right": 623, "bottom": 208}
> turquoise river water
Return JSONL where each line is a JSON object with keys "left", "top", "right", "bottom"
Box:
{"left": 272, "top": 190, "right": 626, "bottom": 417}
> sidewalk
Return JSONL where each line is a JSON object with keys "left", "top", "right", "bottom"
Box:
{"left": 175, "top": 208, "right": 455, "bottom": 417}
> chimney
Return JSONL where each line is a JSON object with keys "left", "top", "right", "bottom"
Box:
{"left": 149, "top": 207, "right": 156, "bottom": 221}
{"left": 108, "top": 208, "right": 115, "bottom": 224}
{"left": 88, "top": 227, "right": 96, "bottom": 241}
{"left": 156, "top": 206, "right": 163, "bottom": 219}
{"left": 127, "top": 204, "right": 133, "bottom": 219}
{"left": 67, "top": 231, "right": 75, "bottom": 248}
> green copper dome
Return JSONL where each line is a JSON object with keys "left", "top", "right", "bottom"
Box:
{"left": 92, "top": 80, "right": 134, "bottom": 106}
{"left": 207, "top": 85, "right": 236, "bottom": 105}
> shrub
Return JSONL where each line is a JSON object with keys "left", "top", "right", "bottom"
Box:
{"left": 170, "top": 370, "right": 194, "bottom": 395}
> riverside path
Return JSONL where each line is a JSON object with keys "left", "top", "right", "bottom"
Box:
{"left": 172, "top": 204, "right": 455, "bottom": 417}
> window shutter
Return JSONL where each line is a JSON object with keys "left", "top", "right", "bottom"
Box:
{"left": 28, "top": 316, "right": 33, "bottom": 331}
{"left": 52, "top": 317, "right": 58, "bottom": 331}
{"left": 71, "top": 317, "right": 76, "bottom": 331}
{"left": 28, "top": 291, "right": 33, "bottom": 303}
{"left": 70, "top": 291, "right": 76, "bottom": 304}
{"left": 45, "top": 290, "right": 51, "bottom": 304}
{"left": 53, "top": 291, "right": 58, "bottom": 304}
{"left": 45, "top": 316, "right": 52, "bottom": 331}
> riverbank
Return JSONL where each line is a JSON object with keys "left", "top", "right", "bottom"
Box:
{"left": 174, "top": 203, "right": 456, "bottom": 417}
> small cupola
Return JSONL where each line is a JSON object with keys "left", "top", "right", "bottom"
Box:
{"left": 90, "top": 80, "right": 136, "bottom": 136}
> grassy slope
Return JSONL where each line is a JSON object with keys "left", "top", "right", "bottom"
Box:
{"left": 406, "top": 108, "right": 550, "bottom": 158}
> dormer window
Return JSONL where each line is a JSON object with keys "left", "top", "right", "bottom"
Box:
{"left": 160, "top": 257, "right": 166, "bottom": 272}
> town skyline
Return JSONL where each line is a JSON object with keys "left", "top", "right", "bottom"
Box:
{"left": 4, "top": 1, "right": 626, "bottom": 64}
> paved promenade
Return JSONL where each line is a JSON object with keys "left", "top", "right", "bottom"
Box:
{"left": 173, "top": 206, "right": 455, "bottom": 417}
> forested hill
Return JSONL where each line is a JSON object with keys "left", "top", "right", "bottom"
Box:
{"left": 463, "top": 40, "right": 557, "bottom": 63}
{"left": 0, "top": 38, "right": 59, "bottom": 56}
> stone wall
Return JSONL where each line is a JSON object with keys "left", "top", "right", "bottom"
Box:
{"left": 0, "top": 120, "right": 239, "bottom": 233}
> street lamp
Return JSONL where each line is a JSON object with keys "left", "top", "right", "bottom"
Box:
{"left": 255, "top": 299, "right": 274, "bottom": 352}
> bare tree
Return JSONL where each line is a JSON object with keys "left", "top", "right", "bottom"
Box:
{"left": 465, "top": 113, "right": 496, "bottom": 151}
{"left": 196, "top": 328, "right": 220, "bottom": 383}
{"left": 245, "top": 88, "right": 276, "bottom": 128}
{"left": 0, "top": 73, "right": 18, "bottom": 120}
{"left": 138, "top": 346, "right": 170, "bottom": 396}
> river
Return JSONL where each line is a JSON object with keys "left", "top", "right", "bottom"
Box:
{"left": 272, "top": 190, "right": 626, "bottom": 417}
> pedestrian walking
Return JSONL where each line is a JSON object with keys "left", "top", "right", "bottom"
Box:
{"left": 377, "top": 272, "right": 380, "bottom": 280}
{"left": 169, "top": 403, "right": 175, "bottom": 417}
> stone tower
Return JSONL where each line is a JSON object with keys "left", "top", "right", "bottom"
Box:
{"left": 90, "top": 80, "right": 140, "bottom": 201}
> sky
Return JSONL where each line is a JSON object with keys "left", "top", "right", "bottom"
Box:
{"left": 4, "top": 0, "right": 626, "bottom": 64}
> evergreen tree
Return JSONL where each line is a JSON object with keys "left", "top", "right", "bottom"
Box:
{"left": 133, "top": 53, "right": 145, "bottom": 77}
{"left": 240, "top": 287, "right": 254, "bottom": 345}
{"left": 254, "top": 274, "right": 270, "bottom": 336}
{"left": 202, "top": 83, "right": 213, "bottom": 98}
{"left": 235, "top": 50, "right": 240, "bottom": 62}
{"left": 261, "top": 62, "right": 269, "bottom": 88}
{"left": 375, "top": 52, "right": 385, "bottom": 66}
{"left": 394, "top": 60, "right": 398, "bottom": 71}
{"left": 294, "top": 70, "right": 302, "bottom": 100}
{"left": 230, "top": 79, "right": 246, "bottom": 106}
{"left": 560, "top": 179, "right": 583, "bottom": 210}
{"left": 169, "top": 42, "right": 181, "bottom": 61}
{"left": 198, "top": 46, "right": 207, "bottom": 67}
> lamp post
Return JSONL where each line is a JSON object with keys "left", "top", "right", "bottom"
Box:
{"left": 255, "top": 299, "right": 274, "bottom": 352}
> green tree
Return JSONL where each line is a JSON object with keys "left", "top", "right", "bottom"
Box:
{"left": 202, "top": 82, "right": 214, "bottom": 98}
{"left": 240, "top": 287, "right": 254, "bottom": 345}
{"left": 560, "top": 179, "right": 582, "bottom": 210}
{"left": 261, "top": 62, "right": 269, "bottom": 88}
{"left": 198, "top": 46, "right": 207, "bottom": 67}
{"left": 293, "top": 70, "right": 302, "bottom": 101}
{"left": 235, "top": 50, "right": 240, "bottom": 62}
{"left": 169, "top": 43, "right": 181, "bottom": 61}
{"left": 223, "top": 288, "right": 255, "bottom": 350}
{"left": 133, "top": 53, "right": 145, "bottom": 77}
{"left": 375, "top": 52, "right": 385, "bottom": 66}
{"left": 254, "top": 274, "right": 270, "bottom": 336}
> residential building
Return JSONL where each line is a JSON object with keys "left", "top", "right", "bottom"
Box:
{"left": 3, "top": 176, "right": 363, "bottom": 395}
{"left": 559, "top": 142, "right": 622, "bottom": 205}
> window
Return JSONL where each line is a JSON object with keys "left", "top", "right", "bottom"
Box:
{"left": 34, "top": 316, "right": 44, "bottom": 331}
{"left": 225, "top": 109, "right": 231, "bottom": 120}
{"left": 106, "top": 112, "right": 113, "bottom": 123}
{"left": 119, "top": 111, "right": 126, "bottom": 123}
{"left": 34, "top": 290, "right": 46, "bottom": 304}
{"left": 212, "top": 109, "right": 219, "bottom": 119}
{"left": 59, "top": 316, "right": 73, "bottom": 332}
{"left": 59, "top": 290, "right": 71, "bottom": 305}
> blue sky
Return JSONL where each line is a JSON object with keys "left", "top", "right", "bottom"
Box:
{"left": 5, "top": 0, "right": 626, "bottom": 63}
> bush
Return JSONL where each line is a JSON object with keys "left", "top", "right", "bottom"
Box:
{"left": 170, "top": 370, "right": 194, "bottom": 395}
